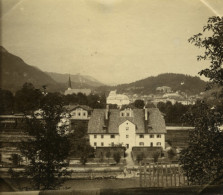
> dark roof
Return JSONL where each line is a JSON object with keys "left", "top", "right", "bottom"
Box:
{"left": 64, "top": 105, "right": 92, "bottom": 112}
{"left": 88, "top": 108, "right": 166, "bottom": 134}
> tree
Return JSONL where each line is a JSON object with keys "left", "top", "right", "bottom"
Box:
{"left": 14, "top": 83, "right": 43, "bottom": 114}
{"left": 79, "top": 142, "right": 94, "bottom": 165}
{"left": 105, "top": 150, "right": 111, "bottom": 164}
{"left": 19, "top": 93, "right": 70, "bottom": 190}
{"left": 113, "top": 152, "right": 121, "bottom": 164}
{"left": 188, "top": 16, "right": 223, "bottom": 88}
{"left": 152, "top": 151, "right": 160, "bottom": 163}
{"left": 0, "top": 89, "right": 14, "bottom": 114}
{"left": 136, "top": 152, "right": 145, "bottom": 164}
{"left": 167, "top": 148, "right": 176, "bottom": 161}
{"left": 180, "top": 16, "right": 223, "bottom": 185}
{"left": 179, "top": 101, "right": 223, "bottom": 185}
{"left": 134, "top": 99, "right": 145, "bottom": 109}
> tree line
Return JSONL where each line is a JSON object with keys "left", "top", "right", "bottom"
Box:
{"left": 0, "top": 82, "right": 107, "bottom": 115}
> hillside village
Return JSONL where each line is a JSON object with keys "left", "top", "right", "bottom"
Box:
{"left": 0, "top": 80, "right": 193, "bottom": 169}
{"left": 1, "top": 1, "right": 223, "bottom": 191}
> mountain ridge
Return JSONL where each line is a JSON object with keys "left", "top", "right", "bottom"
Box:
{"left": 96, "top": 73, "right": 207, "bottom": 95}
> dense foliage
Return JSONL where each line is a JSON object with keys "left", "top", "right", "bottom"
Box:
{"left": 179, "top": 101, "right": 223, "bottom": 184}
{"left": 157, "top": 101, "right": 191, "bottom": 124}
{"left": 179, "top": 16, "right": 223, "bottom": 185}
{"left": 20, "top": 93, "right": 71, "bottom": 190}
{"left": 0, "top": 83, "right": 106, "bottom": 115}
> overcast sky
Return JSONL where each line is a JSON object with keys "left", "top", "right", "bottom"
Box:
{"left": 1, "top": 0, "right": 223, "bottom": 84}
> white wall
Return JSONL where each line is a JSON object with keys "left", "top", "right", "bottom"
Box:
{"left": 89, "top": 134, "right": 120, "bottom": 148}
{"left": 135, "top": 134, "right": 165, "bottom": 148}
{"left": 70, "top": 108, "right": 88, "bottom": 119}
{"left": 119, "top": 120, "right": 136, "bottom": 150}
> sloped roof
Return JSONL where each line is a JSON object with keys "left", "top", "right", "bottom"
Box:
{"left": 147, "top": 108, "right": 166, "bottom": 133}
{"left": 88, "top": 108, "right": 166, "bottom": 134}
{"left": 64, "top": 105, "right": 92, "bottom": 112}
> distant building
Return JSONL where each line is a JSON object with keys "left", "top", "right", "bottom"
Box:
{"left": 64, "top": 75, "right": 91, "bottom": 96}
{"left": 61, "top": 105, "right": 93, "bottom": 134}
{"left": 88, "top": 106, "right": 166, "bottom": 151}
{"left": 156, "top": 86, "right": 172, "bottom": 93}
{"left": 162, "top": 92, "right": 183, "bottom": 99}
{"left": 106, "top": 91, "right": 130, "bottom": 107}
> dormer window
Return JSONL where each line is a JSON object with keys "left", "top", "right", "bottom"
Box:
{"left": 121, "top": 113, "right": 124, "bottom": 117}
{"left": 126, "top": 113, "right": 130, "bottom": 117}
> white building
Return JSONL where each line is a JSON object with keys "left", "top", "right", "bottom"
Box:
{"left": 106, "top": 91, "right": 130, "bottom": 107}
{"left": 88, "top": 106, "right": 166, "bottom": 151}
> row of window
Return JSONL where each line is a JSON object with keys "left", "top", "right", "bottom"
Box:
{"left": 94, "top": 134, "right": 115, "bottom": 139}
{"left": 72, "top": 112, "right": 87, "bottom": 116}
{"left": 93, "top": 134, "right": 162, "bottom": 139}
{"left": 139, "top": 142, "right": 161, "bottom": 146}
{"left": 140, "top": 134, "right": 162, "bottom": 138}
{"left": 93, "top": 142, "right": 162, "bottom": 147}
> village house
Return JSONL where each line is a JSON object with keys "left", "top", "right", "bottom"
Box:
{"left": 62, "top": 105, "right": 93, "bottom": 134}
{"left": 106, "top": 90, "right": 130, "bottom": 107}
{"left": 88, "top": 105, "right": 166, "bottom": 152}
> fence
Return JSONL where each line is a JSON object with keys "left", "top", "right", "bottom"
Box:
{"left": 139, "top": 163, "right": 190, "bottom": 187}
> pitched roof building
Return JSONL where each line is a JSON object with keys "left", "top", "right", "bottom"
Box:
{"left": 88, "top": 106, "right": 166, "bottom": 150}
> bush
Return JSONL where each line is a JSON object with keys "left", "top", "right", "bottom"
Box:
{"left": 167, "top": 148, "right": 177, "bottom": 160}
{"left": 152, "top": 151, "right": 160, "bottom": 163}
{"left": 113, "top": 152, "right": 121, "bottom": 164}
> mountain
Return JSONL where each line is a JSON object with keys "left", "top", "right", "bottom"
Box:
{"left": 97, "top": 73, "right": 207, "bottom": 95}
{"left": 0, "top": 46, "right": 65, "bottom": 93}
{"left": 46, "top": 72, "right": 104, "bottom": 88}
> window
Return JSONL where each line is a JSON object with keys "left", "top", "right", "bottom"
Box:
{"left": 139, "top": 135, "right": 144, "bottom": 138}
{"left": 101, "top": 135, "right": 104, "bottom": 139}
{"left": 101, "top": 142, "right": 104, "bottom": 146}
{"left": 150, "top": 142, "right": 153, "bottom": 147}
{"left": 157, "top": 134, "right": 161, "bottom": 138}
{"left": 126, "top": 113, "right": 130, "bottom": 117}
{"left": 126, "top": 135, "right": 129, "bottom": 138}
{"left": 150, "top": 135, "right": 154, "bottom": 138}
{"left": 94, "top": 142, "right": 97, "bottom": 146}
{"left": 111, "top": 135, "right": 115, "bottom": 138}
{"left": 139, "top": 142, "right": 144, "bottom": 146}
{"left": 157, "top": 142, "right": 161, "bottom": 146}
{"left": 121, "top": 113, "right": 124, "bottom": 117}
{"left": 83, "top": 112, "right": 86, "bottom": 116}
{"left": 94, "top": 135, "right": 97, "bottom": 138}
{"left": 126, "top": 127, "right": 129, "bottom": 130}
{"left": 78, "top": 112, "right": 81, "bottom": 116}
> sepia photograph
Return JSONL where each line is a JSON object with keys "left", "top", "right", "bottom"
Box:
{"left": 0, "top": 0, "right": 223, "bottom": 194}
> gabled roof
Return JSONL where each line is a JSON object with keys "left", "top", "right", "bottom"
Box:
{"left": 64, "top": 105, "right": 92, "bottom": 112}
{"left": 88, "top": 108, "right": 166, "bottom": 134}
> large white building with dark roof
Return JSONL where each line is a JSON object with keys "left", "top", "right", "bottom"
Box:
{"left": 88, "top": 106, "right": 166, "bottom": 151}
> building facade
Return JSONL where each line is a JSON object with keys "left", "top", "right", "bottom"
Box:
{"left": 88, "top": 106, "right": 166, "bottom": 151}
{"left": 106, "top": 91, "right": 130, "bottom": 107}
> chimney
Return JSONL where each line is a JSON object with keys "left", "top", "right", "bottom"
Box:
{"left": 105, "top": 104, "right": 109, "bottom": 120}
{"left": 145, "top": 107, "right": 148, "bottom": 121}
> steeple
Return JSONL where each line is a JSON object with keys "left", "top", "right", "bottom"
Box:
{"left": 68, "top": 75, "right": 72, "bottom": 89}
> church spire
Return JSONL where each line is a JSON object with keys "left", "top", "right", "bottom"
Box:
{"left": 68, "top": 74, "right": 72, "bottom": 89}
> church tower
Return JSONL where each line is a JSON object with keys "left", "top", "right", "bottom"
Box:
{"left": 68, "top": 75, "right": 72, "bottom": 90}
